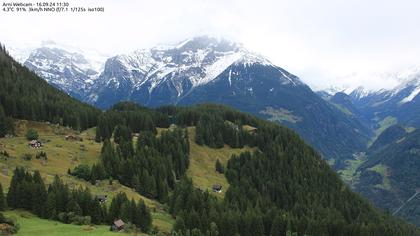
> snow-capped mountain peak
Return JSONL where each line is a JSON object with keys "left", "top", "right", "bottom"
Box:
{"left": 22, "top": 43, "right": 104, "bottom": 100}
{"left": 396, "top": 77, "right": 420, "bottom": 104}
{"left": 10, "top": 36, "right": 304, "bottom": 108}
{"left": 95, "top": 36, "right": 282, "bottom": 96}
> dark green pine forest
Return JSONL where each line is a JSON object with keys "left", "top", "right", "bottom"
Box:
{"left": 0, "top": 44, "right": 420, "bottom": 235}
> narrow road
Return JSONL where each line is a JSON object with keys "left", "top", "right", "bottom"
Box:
{"left": 393, "top": 190, "right": 420, "bottom": 216}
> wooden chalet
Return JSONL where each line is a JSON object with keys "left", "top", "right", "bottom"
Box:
{"left": 111, "top": 219, "right": 125, "bottom": 231}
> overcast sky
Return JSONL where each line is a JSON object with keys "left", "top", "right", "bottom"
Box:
{"left": 1, "top": 0, "right": 420, "bottom": 90}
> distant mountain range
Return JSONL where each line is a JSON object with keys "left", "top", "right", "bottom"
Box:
{"left": 354, "top": 125, "right": 420, "bottom": 225}
{"left": 9, "top": 36, "right": 371, "bottom": 163}
{"left": 348, "top": 77, "right": 420, "bottom": 129}
{"left": 322, "top": 73, "right": 420, "bottom": 225}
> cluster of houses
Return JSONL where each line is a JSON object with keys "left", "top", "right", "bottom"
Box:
{"left": 27, "top": 134, "right": 83, "bottom": 149}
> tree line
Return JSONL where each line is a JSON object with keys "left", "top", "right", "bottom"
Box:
{"left": 164, "top": 104, "right": 420, "bottom": 236}
{"left": 5, "top": 167, "right": 151, "bottom": 232}
{"left": 89, "top": 103, "right": 420, "bottom": 235}
{"left": 95, "top": 102, "right": 170, "bottom": 142}
{"left": 74, "top": 106, "right": 190, "bottom": 202}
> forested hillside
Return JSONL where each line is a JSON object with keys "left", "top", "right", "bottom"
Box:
{"left": 356, "top": 128, "right": 420, "bottom": 225}
{"left": 0, "top": 44, "right": 99, "bottom": 134}
{"left": 87, "top": 103, "right": 419, "bottom": 235}
{"left": 0, "top": 43, "right": 419, "bottom": 235}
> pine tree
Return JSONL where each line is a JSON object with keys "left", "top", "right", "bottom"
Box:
{"left": 7, "top": 167, "right": 24, "bottom": 208}
{"left": 32, "top": 171, "right": 47, "bottom": 216}
{"left": 90, "top": 198, "right": 103, "bottom": 224}
{"left": 45, "top": 192, "right": 57, "bottom": 219}
{"left": 25, "top": 128, "right": 39, "bottom": 140}
{"left": 271, "top": 214, "right": 286, "bottom": 236}
{"left": 138, "top": 199, "right": 151, "bottom": 232}
{"left": 118, "top": 201, "right": 129, "bottom": 223}
{"left": 0, "top": 183, "right": 6, "bottom": 210}
{"left": 174, "top": 216, "right": 186, "bottom": 232}
{"left": 215, "top": 159, "right": 224, "bottom": 174}
{"left": 208, "top": 222, "right": 219, "bottom": 236}
{"left": 0, "top": 105, "right": 13, "bottom": 137}
{"left": 67, "top": 198, "right": 82, "bottom": 216}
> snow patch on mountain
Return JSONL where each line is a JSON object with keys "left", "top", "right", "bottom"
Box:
{"left": 11, "top": 36, "right": 309, "bottom": 106}
{"left": 199, "top": 52, "right": 242, "bottom": 86}
{"left": 400, "top": 87, "right": 420, "bottom": 104}
{"left": 95, "top": 36, "right": 286, "bottom": 99}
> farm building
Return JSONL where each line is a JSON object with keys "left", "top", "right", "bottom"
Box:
{"left": 96, "top": 195, "right": 108, "bottom": 204}
{"left": 212, "top": 184, "right": 222, "bottom": 193}
{"left": 111, "top": 219, "right": 125, "bottom": 231}
{"left": 28, "top": 140, "right": 42, "bottom": 148}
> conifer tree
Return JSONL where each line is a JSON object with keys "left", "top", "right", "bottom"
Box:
{"left": 215, "top": 159, "right": 224, "bottom": 174}
{"left": 32, "top": 171, "right": 47, "bottom": 216}
{"left": 0, "top": 183, "right": 6, "bottom": 210}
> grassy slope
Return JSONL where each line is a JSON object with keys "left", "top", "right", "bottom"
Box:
{"left": 186, "top": 127, "right": 254, "bottom": 197}
{"left": 340, "top": 117, "right": 398, "bottom": 186}
{"left": 368, "top": 164, "right": 392, "bottom": 191}
{"left": 0, "top": 122, "right": 253, "bottom": 233}
{"left": 338, "top": 152, "right": 366, "bottom": 186}
{"left": 3, "top": 210, "right": 135, "bottom": 236}
{"left": 368, "top": 116, "right": 398, "bottom": 147}
{"left": 0, "top": 120, "right": 173, "bottom": 233}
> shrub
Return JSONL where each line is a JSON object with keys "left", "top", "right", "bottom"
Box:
{"left": 215, "top": 159, "right": 224, "bottom": 174}
{"left": 22, "top": 153, "right": 32, "bottom": 161}
{"left": 0, "top": 151, "right": 9, "bottom": 157}
{"left": 70, "top": 164, "right": 91, "bottom": 181}
{"left": 57, "top": 212, "right": 90, "bottom": 225}
{"left": 35, "top": 151, "right": 47, "bottom": 160}
{"left": 70, "top": 214, "right": 91, "bottom": 225}
{"left": 25, "top": 128, "right": 39, "bottom": 140}
{"left": 0, "top": 212, "right": 20, "bottom": 234}
{"left": 57, "top": 212, "right": 68, "bottom": 223}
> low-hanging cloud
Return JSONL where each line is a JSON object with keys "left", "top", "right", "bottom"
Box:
{"left": 1, "top": 0, "right": 420, "bottom": 90}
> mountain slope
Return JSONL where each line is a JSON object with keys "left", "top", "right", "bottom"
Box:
{"left": 329, "top": 92, "right": 360, "bottom": 116}
{"left": 176, "top": 61, "right": 371, "bottom": 163}
{"left": 366, "top": 124, "right": 407, "bottom": 156}
{"left": 349, "top": 76, "right": 420, "bottom": 129}
{"left": 0, "top": 44, "right": 99, "bottom": 132}
{"left": 93, "top": 102, "right": 420, "bottom": 235}
{"left": 24, "top": 47, "right": 98, "bottom": 100}
{"left": 355, "top": 127, "right": 420, "bottom": 225}
{"left": 19, "top": 36, "right": 371, "bottom": 162}
{"left": 88, "top": 36, "right": 271, "bottom": 108}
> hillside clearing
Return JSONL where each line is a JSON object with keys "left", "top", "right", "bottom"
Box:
{"left": 186, "top": 127, "right": 254, "bottom": 196}
{"left": 0, "top": 120, "right": 174, "bottom": 233}
{"left": 3, "top": 210, "right": 135, "bottom": 236}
